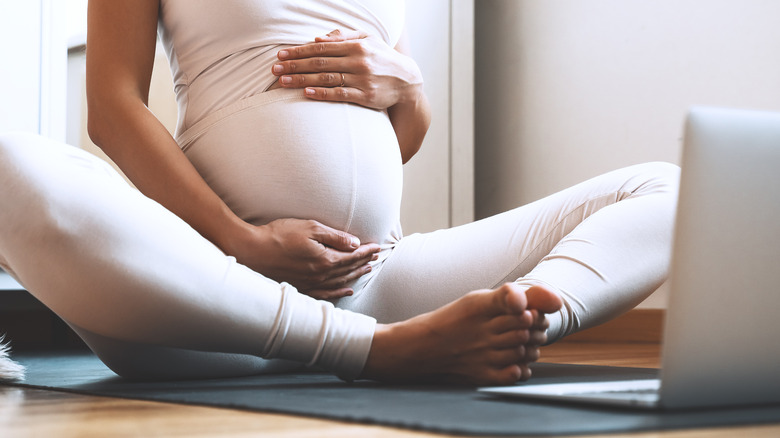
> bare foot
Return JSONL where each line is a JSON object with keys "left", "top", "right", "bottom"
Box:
{"left": 359, "top": 284, "right": 562, "bottom": 386}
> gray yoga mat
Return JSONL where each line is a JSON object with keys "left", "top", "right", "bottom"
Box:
{"left": 6, "top": 351, "right": 780, "bottom": 436}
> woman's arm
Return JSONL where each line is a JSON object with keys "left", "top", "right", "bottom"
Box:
{"left": 386, "top": 30, "right": 431, "bottom": 164}
{"left": 86, "top": 1, "right": 378, "bottom": 298}
{"left": 273, "top": 29, "right": 431, "bottom": 164}
{"left": 86, "top": 1, "right": 243, "bottom": 253}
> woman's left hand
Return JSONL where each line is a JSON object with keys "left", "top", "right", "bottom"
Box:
{"left": 272, "top": 29, "right": 424, "bottom": 110}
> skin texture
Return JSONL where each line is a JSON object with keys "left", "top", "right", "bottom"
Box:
{"left": 85, "top": 1, "right": 560, "bottom": 385}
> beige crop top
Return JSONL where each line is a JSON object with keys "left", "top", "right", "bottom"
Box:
{"left": 158, "top": 0, "right": 405, "bottom": 137}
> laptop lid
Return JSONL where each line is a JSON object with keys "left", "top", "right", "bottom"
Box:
{"left": 658, "top": 107, "right": 780, "bottom": 409}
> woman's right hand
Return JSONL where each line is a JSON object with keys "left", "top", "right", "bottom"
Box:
{"left": 229, "top": 218, "right": 381, "bottom": 300}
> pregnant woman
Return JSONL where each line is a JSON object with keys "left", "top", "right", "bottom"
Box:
{"left": 0, "top": 0, "right": 678, "bottom": 384}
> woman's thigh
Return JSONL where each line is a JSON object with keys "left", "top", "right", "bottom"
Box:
{"left": 341, "top": 162, "right": 679, "bottom": 325}
{"left": 0, "top": 132, "right": 375, "bottom": 380}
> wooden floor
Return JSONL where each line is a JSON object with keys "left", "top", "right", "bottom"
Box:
{"left": 1, "top": 341, "right": 779, "bottom": 437}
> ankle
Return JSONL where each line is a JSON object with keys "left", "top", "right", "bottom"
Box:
{"left": 359, "top": 323, "right": 395, "bottom": 381}
{"left": 359, "top": 322, "right": 419, "bottom": 382}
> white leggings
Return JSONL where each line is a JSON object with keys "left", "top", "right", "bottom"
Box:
{"left": 0, "top": 132, "right": 679, "bottom": 380}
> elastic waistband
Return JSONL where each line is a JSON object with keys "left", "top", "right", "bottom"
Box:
{"left": 176, "top": 89, "right": 308, "bottom": 152}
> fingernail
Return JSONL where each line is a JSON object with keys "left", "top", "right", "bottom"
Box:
{"left": 278, "top": 50, "right": 289, "bottom": 59}
{"left": 272, "top": 64, "right": 283, "bottom": 74}
{"left": 350, "top": 237, "right": 360, "bottom": 248}
{"left": 305, "top": 88, "right": 316, "bottom": 96}
{"left": 281, "top": 76, "right": 292, "bottom": 84}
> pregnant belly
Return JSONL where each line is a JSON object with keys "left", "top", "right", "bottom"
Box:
{"left": 178, "top": 89, "right": 404, "bottom": 246}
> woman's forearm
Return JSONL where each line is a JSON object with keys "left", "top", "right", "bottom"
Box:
{"left": 389, "top": 29, "right": 431, "bottom": 164}
{"left": 87, "top": 100, "right": 251, "bottom": 254}
{"left": 86, "top": 0, "right": 250, "bottom": 255}
{"left": 388, "top": 89, "right": 431, "bottom": 164}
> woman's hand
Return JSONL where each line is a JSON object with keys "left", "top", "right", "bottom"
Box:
{"left": 272, "top": 29, "right": 424, "bottom": 111}
{"left": 272, "top": 29, "right": 431, "bottom": 164}
{"left": 229, "top": 218, "right": 381, "bottom": 300}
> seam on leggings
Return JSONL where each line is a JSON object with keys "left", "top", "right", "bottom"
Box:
{"left": 491, "top": 191, "right": 631, "bottom": 289}
{"left": 261, "top": 283, "right": 290, "bottom": 357}
{"left": 306, "top": 305, "right": 331, "bottom": 367}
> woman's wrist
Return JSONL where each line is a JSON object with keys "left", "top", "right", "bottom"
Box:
{"left": 213, "top": 213, "right": 260, "bottom": 258}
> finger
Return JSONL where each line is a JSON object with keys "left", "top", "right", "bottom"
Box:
{"left": 305, "top": 245, "right": 379, "bottom": 284}
{"left": 304, "top": 86, "right": 367, "bottom": 106}
{"left": 321, "top": 243, "right": 381, "bottom": 269}
{"left": 309, "top": 222, "right": 362, "bottom": 251}
{"left": 275, "top": 41, "right": 353, "bottom": 62}
{"left": 314, "top": 29, "right": 369, "bottom": 43}
{"left": 318, "top": 29, "right": 348, "bottom": 42}
{"left": 303, "top": 287, "right": 355, "bottom": 300}
{"left": 279, "top": 72, "right": 348, "bottom": 89}
{"left": 315, "top": 263, "right": 373, "bottom": 289}
{"left": 323, "top": 252, "right": 376, "bottom": 277}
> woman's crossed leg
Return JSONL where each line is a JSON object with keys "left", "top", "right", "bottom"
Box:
{"left": 0, "top": 132, "right": 558, "bottom": 384}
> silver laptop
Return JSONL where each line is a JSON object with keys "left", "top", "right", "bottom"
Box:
{"left": 480, "top": 107, "right": 780, "bottom": 409}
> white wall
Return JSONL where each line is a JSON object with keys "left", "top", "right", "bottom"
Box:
{"left": 475, "top": 0, "right": 780, "bottom": 307}
{"left": 401, "top": 1, "right": 474, "bottom": 233}
{"left": 1, "top": 2, "right": 42, "bottom": 134}
{"left": 401, "top": 1, "right": 453, "bottom": 233}
{"left": 0, "top": 0, "right": 66, "bottom": 140}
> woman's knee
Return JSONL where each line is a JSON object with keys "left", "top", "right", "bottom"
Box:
{"left": 0, "top": 133, "right": 45, "bottom": 217}
{"left": 0, "top": 133, "right": 82, "bottom": 246}
{"left": 0, "top": 132, "right": 40, "bottom": 178}
{"left": 623, "top": 161, "right": 681, "bottom": 198}
{"left": 639, "top": 161, "right": 680, "bottom": 182}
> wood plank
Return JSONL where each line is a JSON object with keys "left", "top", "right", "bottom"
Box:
{"left": 562, "top": 308, "right": 664, "bottom": 344}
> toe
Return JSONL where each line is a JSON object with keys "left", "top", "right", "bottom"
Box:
{"left": 525, "top": 286, "right": 563, "bottom": 313}
{"left": 499, "top": 283, "right": 528, "bottom": 314}
{"left": 491, "top": 329, "right": 531, "bottom": 348}
{"left": 487, "top": 312, "right": 534, "bottom": 334}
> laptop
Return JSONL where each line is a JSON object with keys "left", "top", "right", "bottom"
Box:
{"left": 480, "top": 106, "right": 780, "bottom": 409}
